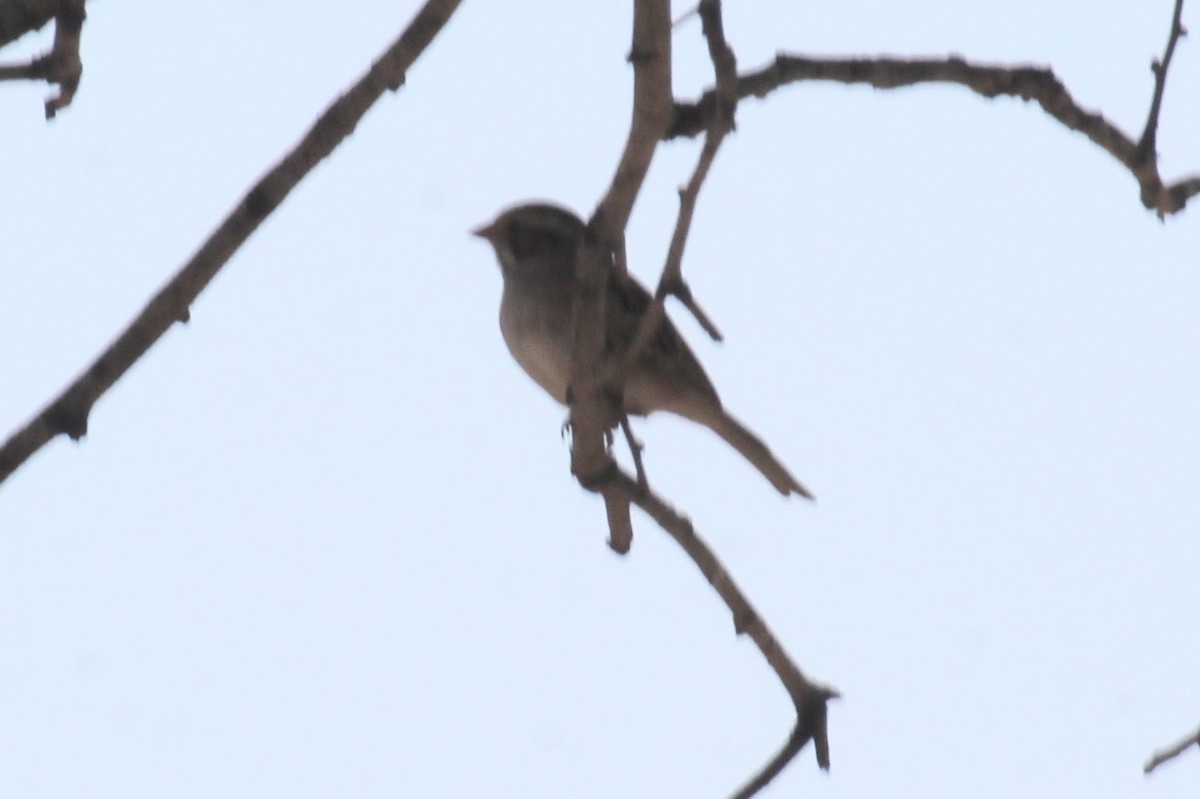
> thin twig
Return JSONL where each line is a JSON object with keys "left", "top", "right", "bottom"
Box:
{"left": 669, "top": 278, "right": 723, "bottom": 341}
{"left": 619, "top": 413, "right": 648, "bottom": 492}
{"left": 600, "top": 468, "right": 839, "bottom": 797}
{"left": 671, "top": 3, "right": 700, "bottom": 28}
{"left": 0, "top": 0, "right": 465, "bottom": 487}
{"left": 1136, "top": 0, "right": 1187, "bottom": 158}
{"left": 1144, "top": 723, "right": 1200, "bottom": 774}
{"left": 662, "top": 0, "right": 737, "bottom": 330}
{"left": 572, "top": 14, "right": 834, "bottom": 787}
{"left": 615, "top": 0, "right": 736, "bottom": 389}
{"left": 670, "top": 32, "right": 1200, "bottom": 216}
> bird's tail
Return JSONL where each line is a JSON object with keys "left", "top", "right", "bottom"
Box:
{"left": 707, "top": 411, "right": 815, "bottom": 499}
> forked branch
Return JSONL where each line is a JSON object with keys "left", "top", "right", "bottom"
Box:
{"left": 568, "top": 4, "right": 833, "bottom": 797}
{"left": 670, "top": 0, "right": 1197, "bottom": 216}
{"left": 600, "top": 467, "right": 839, "bottom": 795}
{"left": 568, "top": 0, "right": 673, "bottom": 551}
{"left": 620, "top": 0, "right": 736, "bottom": 388}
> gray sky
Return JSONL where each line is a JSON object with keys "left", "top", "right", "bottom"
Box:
{"left": 2, "top": 1, "right": 1198, "bottom": 797}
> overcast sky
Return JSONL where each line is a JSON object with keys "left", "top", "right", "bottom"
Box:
{"left": 3, "top": 1, "right": 1199, "bottom": 797}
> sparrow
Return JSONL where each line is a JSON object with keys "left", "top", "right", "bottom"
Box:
{"left": 472, "top": 202, "right": 813, "bottom": 499}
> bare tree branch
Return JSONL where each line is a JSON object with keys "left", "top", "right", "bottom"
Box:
{"left": 1145, "top": 723, "right": 1200, "bottom": 774}
{"left": 621, "top": 0, "right": 737, "bottom": 387}
{"left": 569, "top": 6, "right": 833, "bottom": 796}
{"left": 1136, "top": 0, "right": 1187, "bottom": 159}
{"left": 603, "top": 489, "right": 636, "bottom": 555}
{"left": 590, "top": 0, "right": 675, "bottom": 237}
{"left": 567, "top": 0, "right": 673, "bottom": 552}
{"left": 670, "top": 3, "right": 1197, "bottom": 216}
{"left": 618, "top": 413, "right": 648, "bottom": 492}
{"left": 678, "top": 27, "right": 847, "bottom": 789}
{"left": 597, "top": 467, "right": 838, "bottom": 796}
{"left": 0, "top": 0, "right": 85, "bottom": 117}
{"left": 0, "top": 0, "right": 464, "bottom": 487}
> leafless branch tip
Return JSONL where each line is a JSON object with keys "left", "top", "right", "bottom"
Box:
{"left": 1137, "top": 0, "right": 1187, "bottom": 159}
{"left": 1145, "top": 723, "right": 1200, "bottom": 774}
{"left": 588, "top": 467, "right": 837, "bottom": 799}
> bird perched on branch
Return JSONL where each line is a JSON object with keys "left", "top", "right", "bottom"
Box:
{"left": 472, "top": 201, "right": 813, "bottom": 499}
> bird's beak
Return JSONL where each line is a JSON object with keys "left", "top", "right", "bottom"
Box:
{"left": 470, "top": 221, "right": 497, "bottom": 242}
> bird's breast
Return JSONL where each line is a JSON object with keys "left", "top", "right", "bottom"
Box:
{"left": 499, "top": 285, "right": 573, "bottom": 405}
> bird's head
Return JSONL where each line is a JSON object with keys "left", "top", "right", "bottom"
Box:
{"left": 472, "top": 202, "right": 586, "bottom": 275}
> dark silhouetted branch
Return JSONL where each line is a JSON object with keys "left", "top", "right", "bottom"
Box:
{"left": 623, "top": 0, "right": 737, "bottom": 382}
{"left": 595, "top": 467, "right": 838, "bottom": 798}
{"left": 0, "top": 0, "right": 464, "bottom": 486}
{"left": 568, "top": 0, "right": 674, "bottom": 554}
{"left": 1145, "top": 723, "right": 1200, "bottom": 774}
{"left": 670, "top": 2, "right": 1197, "bottom": 216}
{"left": 1135, "top": 0, "right": 1187, "bottom": 159}
{"left": 569, "top": 11, "right": 833, "bottom": 794}
{"left": 0, "top": 0, "right": 85, "bottom": 117}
